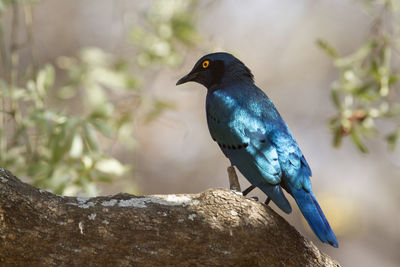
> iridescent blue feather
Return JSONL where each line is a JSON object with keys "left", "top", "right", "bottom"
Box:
{"left": 177, "top": 52, "right": 338, "bottom": 247}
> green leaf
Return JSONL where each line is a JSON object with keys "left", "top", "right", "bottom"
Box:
{"left": 350, "top": 128, "right": 369, "bottom": 153}
{"left": 95, "top": 158, "right": 126, "bottom": 176}
{"left": 51, "top": 127, "right": 71, "bottom": 162}
{"left": 83, "top": 123, "right": 99, "bottom": 152}
{"left": 89, "top": 103, "right": 114, "bottom": 120}
{"left": 316, "top": 39, "right": 339, "bottom": 58}
{"left": 386, "top": 128, "right": 400, "bottom": 150}
{"left": 388, "top": 74, "right": 398, "bottom": 85}
{"left": 57, "top": 86, "right": 78, "bottom": 99}
{"left": 70, "top": 133, "right": 83, "bottom": 158}
{"left": 0, "top": 0, "right": 202, "bottom": 196}
{"left": 335, "top": 41, "right": 374, "bottom": 68}
{"left": 90, "top": 119, "right": 114, "bottom": 138}
{"left": 332, "top": 126, "right": 343, "bottom": 148}
{"left": 83, "top": 182, "right": 99, "bottom": 197}
{"left": 330, "top": 89, "right": 341, "bottom": 108}
{"left": 27, "top": 160, "right": 49, "bottom": 178}
{"left": 95, "top": 175, "right": 114, "bottom": 183}
{"left": 36, "top": 64, "right": 55, "bottom": 97}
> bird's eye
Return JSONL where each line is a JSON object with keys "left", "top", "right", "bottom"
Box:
{"left": 202, "top": 60, "right": 210, "bottom": 69}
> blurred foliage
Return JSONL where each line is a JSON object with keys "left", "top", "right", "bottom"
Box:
{"left": 0, "top": 0, "right": 199, "bottom": 195}
{"left": 317, "top": 0, "right": 400, "bottom": 153}
{"left": 131, "top": 0, "right": 200, "bottom": 67}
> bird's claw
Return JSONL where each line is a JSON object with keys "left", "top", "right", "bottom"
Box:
{"left": 242, "top": 185, "right": 256, "bottom": 196}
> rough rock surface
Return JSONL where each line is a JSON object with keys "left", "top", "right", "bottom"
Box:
{"left": 0, "top": 169, "right": 340, "bottom": 266}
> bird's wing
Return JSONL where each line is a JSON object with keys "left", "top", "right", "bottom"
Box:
{"left": 243, "top": 128, "right": 282, "bottom": 184}
{"left": 272, "top": 132, "right": 338, "bottom": 246}
{"left": 207, "top": 105, "right": 282, "bottom": 185}
{"left": 272, "top": 132, "right": 312, "bottom": 191}
{"left": 207, "top": 106, "right": 294, "bottom": 213}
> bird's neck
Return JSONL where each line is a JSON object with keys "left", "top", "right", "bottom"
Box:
{"left": 209, "top": 77, "right": 254, "bottom": 93}
{"left": 211, "top": 64, "right": 254, "bottom": 91}
{"left": 225, "top": 61, "right": 254, "bottom": 82}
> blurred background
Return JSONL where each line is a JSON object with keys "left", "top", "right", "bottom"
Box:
{"left": 0, "top": 0, "right": 399, "bottom": 266}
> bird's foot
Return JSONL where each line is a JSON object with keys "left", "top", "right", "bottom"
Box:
{"left": 242, "top": 185, "right": 259, "bottom": 201}
{"left": 242, "top": 185, "right": 256, "bottom": 196}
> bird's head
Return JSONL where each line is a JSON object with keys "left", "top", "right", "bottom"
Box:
{"left": 176, "top": 52, "right": 254, "bottom": 89}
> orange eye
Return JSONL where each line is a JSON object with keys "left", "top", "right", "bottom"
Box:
{"left": 202, "top": 60, "right": 210, "bottom": 68}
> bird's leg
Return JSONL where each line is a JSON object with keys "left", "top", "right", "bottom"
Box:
{"left": 242, "top": 185, "right": 259, "bottom": 201}
{"left": 227, "top": 166, "right": 241, "bottom": 192}
{"left": 227, "top": 166, "right": 259, "bottom": 200}
{"left": 265, "top": 197, "right": 271, "bottom": 205}
{"left": 242, "top": 185, "right": 256, "bottom": 196}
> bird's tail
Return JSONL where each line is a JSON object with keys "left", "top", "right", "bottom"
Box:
{"left": 289, "top": 185, "right": 338, "bottom": 248}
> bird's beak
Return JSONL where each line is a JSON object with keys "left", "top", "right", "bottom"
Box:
{"left": 176, "top": 71, "right": 198, "bottom": 85}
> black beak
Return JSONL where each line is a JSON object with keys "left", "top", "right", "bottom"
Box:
{"left": 176, "top": 71, "right": 198, "bottom": 85}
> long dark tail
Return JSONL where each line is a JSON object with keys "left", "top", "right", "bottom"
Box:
{"left": 289, "top": 185, "right": 338, "bottom": 247}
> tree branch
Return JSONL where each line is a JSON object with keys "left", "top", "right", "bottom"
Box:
{"left": 0, "top": 169, "right": 340, "bottom": 266}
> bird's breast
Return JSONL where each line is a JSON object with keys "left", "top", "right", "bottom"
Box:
{"left": 206, "top": 90, "right": 239, "bottom": 121}
{"left": 206, "top": 91, "right": 253, "bottom": 151}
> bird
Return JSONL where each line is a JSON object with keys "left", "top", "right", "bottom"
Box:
{"left": 176, "top": 52, "right": 338, "bottom": 248}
